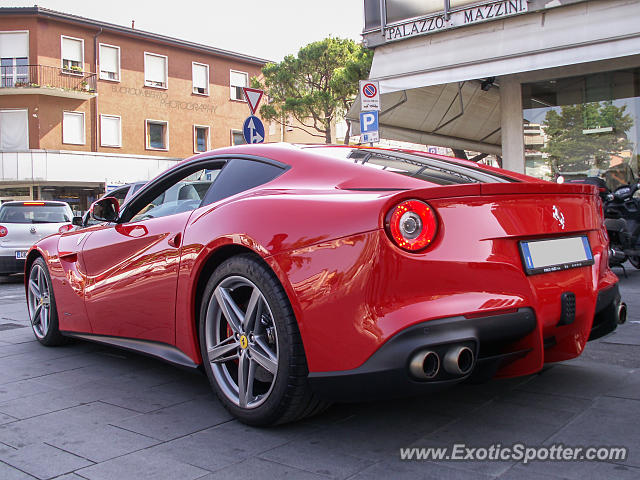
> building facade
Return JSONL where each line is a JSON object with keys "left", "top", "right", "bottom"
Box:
{"left": 354, "top": 0, "right": 640, "bottom": 186}
{"left": 0, "top": 7, "right": 315, "bottom": 211}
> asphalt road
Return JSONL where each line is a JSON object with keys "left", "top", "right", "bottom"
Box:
{"left": 0, "top": 266, "right": 639, "bottom": 480}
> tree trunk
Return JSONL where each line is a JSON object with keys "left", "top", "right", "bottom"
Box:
{"left": 343, "top": 120, "right": 351, "bottom": 145}
{"left": 325, "top": 125, "right": 332, "bottom": 144}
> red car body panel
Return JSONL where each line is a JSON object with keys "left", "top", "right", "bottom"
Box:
{"left": 25, "top": 143, "right": 619, "bottom": 390}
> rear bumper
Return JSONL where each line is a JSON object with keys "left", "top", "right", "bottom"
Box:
{"left": 308, "top": 284, "right": 622, "bottom": 402}
{"left": 308, "top": 308, "right": 537, "bottom": 402}
{"left": 0, "top": 255, "right": 25, "bottom": 275}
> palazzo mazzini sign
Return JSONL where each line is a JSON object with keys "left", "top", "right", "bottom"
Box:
{"left": 384, "top": 0, "right": 528, "bottom": 42}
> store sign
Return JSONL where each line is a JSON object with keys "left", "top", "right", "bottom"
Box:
{"left": 384, "top": 0, "right": 528, "bottom": 42}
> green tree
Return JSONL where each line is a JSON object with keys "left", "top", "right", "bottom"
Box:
{"left": 543, "top": 101, "right": 634, "bottom": 174}
{"left": 251, "top": 37, "right": 373, "bottom": 144}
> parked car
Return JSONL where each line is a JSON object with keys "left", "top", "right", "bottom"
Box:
{"left": 0, "top": 201, "right": 73, "bottom": 275}
{"left": 24, "top": 144, "right": 623, "bottom": 425}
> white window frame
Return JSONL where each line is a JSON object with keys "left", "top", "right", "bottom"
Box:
{"left": 145, "top": 119, "right": 169, "bottom": 151}
{"left": 62, "top": 111, "right": 85, "bottom": 145}
{"left": 193, "top": 124, "right": 210, "bottom": 153}
{"left": 192, "top": 62, "right": 209, "bottom": 96}
{"left": 229, "top": 69, "right": 248, "bottom": 101}
{"left": 144, "top": 52, "right": 168, "bottom": 89}
{"left": 100, "top": 114, "right": 122, "bottom": 147}
{"left": 99, "top": 43, "right": 121, "bottom": 82}
{"left": 0, "top": 109, "right": 29, "bottom": 150}
{"left": 60, "top": 35, "right": 84, "bottom": 75}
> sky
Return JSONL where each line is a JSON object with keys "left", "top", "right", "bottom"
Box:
{"left": 6, "top": 0, "right": 365, "bottom": 61}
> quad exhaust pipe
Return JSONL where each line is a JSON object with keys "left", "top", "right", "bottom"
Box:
{"left": 443, "top": 346, "right": 474, "bottom": 376}
{"left": 409, "top": 350, "right": 440, "bottom": 379}
{"left": 409, "top": 345, "right": 475, "bottom": 380}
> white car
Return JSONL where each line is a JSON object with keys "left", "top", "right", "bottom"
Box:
{"left": 0, "top": 201, "right": 73, "bottom": 275}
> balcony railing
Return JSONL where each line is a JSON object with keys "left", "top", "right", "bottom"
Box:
{"left": 0, "top": 64, "right": 97, "bottom": 94}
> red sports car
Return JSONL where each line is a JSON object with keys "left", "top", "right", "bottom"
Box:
{"left": 25, "top": 144, "right": 624, "bottom": 425}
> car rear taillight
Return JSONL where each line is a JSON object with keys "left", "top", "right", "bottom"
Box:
{"left": 386, "top": 199, "right": 438, "bottom": 252}
{"left": 23, "top": 202, "right": 45, "bottom": 206}
{"left": 59, "top": 224, "right": 73, "bottom": 234}
{"left": 0, "top": 225, "right": 7, "bottom": 237}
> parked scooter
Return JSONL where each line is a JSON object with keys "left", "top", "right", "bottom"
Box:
{"left": 578, "top": 176, "right": 640, "bottom": 271}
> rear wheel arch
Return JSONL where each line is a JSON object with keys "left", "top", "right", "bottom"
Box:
{"left": 193, "top": 245, "right": 282, "bottom": 343}
{"left": 24, "top": 249, "right": 43, "bottom": 289}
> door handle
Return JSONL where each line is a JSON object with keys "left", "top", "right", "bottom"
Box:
{"left": 168, "top": 233, "right": 182, "bottom": 248}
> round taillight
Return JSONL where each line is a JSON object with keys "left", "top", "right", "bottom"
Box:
{"left": 59, "top": 224, "right": 73, "bottom": 234}
{"left": 0, "top": 225, "right": 7, "bottom": 237}
{"left": 386, "top": 200, "right": 438, "bottom": 251}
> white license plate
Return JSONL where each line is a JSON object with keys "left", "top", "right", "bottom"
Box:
{"left": 15, "top": 251, "right": 27, "bottom": 260}
{"left": 519, "top": 236, "right": 594, "bottom": 275}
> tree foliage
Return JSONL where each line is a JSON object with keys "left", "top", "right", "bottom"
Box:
{"left": 251, "top": 37, "right": 373, "bottom": 144}
{"left": 543, "top": 101, "right": 634, "bottom": 173}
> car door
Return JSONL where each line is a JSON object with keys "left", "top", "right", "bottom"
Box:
{"left": 81, "top": 164, "right": 219, "bottom": 344}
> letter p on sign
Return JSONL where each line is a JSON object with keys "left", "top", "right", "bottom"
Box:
{"left": 360, "top": 111, "right": 379, "bottom": 134}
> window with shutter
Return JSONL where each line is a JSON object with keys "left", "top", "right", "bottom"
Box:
{"left": 99, "top": 44, "right": 120, "bottom": 81}
{"left": 192, "top": 62, "right": 209, "bottom": 95}
{"left": 101, "top": 115, "right": 121, "bottom": 147}
{"left": 63, "top": 111, "right": 85, "bottom": 145}
{"left": 229, "top": 70, "right": 248, "bottom": 101}
{"left": 61, "top": 36, "right": 84, "bottom": 73}
{"left": 144, "top": 53, "right": 167, "bottom": 88}
{"left": 0, "top": 109, "right": 28, "bottom": 150}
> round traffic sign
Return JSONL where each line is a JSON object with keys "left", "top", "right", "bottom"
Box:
{"left": 242, "top": 115, "right": 265, "bottom": 144}
{"left": 363, "top": 83, "right": 377, "bottom": 98}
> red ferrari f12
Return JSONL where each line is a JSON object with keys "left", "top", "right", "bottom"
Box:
{"left": 25, "top": 144, "right": 625, "bottom": 425}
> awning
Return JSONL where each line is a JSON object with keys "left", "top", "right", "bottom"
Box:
{"left": 347, "top": 80, "right": 501, "bottom": 155}
{"left": 349, "top": 0, "right": 640, "bottom": 155}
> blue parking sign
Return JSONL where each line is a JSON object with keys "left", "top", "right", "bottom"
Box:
{"left": 359, "top": 111, "right": 379, "bottom": 133}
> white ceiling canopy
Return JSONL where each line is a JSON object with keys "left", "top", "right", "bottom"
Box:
{"left": 347, "top": 80, "right": 501, "bottom": 155}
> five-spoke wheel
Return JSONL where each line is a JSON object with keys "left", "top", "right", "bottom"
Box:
{"left": 27, "top": 262, "right": 51, "bottom": 339}
{"left": 199, "top": 254, "right": 328, "bottom": 425}
{"left": 27, "top": 258, "right": 65, "bottom": 345}
{"left": 205, "top": 275, "right": 279, "bottom": 409}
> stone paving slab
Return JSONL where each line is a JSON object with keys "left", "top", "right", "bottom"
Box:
{"left": 1, "top": 273, "right": 640, "bottom": 479}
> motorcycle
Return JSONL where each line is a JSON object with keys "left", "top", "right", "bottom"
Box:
{"left": 579, "top": 176, "right": 640, "bottom": 270}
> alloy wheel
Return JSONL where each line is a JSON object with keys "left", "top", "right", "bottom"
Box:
{"left": 27, "top": 263, "right": 51, "bottom": 339}
{"left": 205, "top": 275, "right": 279, "bottom": 409}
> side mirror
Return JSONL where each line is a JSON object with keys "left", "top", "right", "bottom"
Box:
{"left": 91, "top": 197, "right": 120, "bottom": 222}
{"left": 72, "top": 216, "right": 83, "bottom": 226}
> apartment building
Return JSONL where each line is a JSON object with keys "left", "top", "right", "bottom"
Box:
{"left": 0, "top": 7, "right": 312, "bottom": 210}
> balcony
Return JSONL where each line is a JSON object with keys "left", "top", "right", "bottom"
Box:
{"left": 0, "top": 64, "right": 97, "bottom": 100}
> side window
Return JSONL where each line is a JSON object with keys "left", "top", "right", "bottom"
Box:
{"left": 202, "top": 159, "right": 285, "bottom": 206}
{"left": 108, "top": 186, "right": 130, "bottom": 206}
{"left": 128, "top": 168, "right": 218, "bottom": 222}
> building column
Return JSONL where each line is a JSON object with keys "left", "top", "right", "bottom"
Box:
{"left": 499, "top": 76, "right": 525, "bottom": 173}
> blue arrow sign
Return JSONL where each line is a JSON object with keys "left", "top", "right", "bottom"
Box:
{"left": 360, "top": 111, "right": 379, "bottom": 133}
{"left": 243, "top": 115, "right": 265, "bottom": 144}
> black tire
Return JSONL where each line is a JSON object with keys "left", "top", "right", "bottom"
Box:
{"left": 27, "top": 257, "right": 66, "bottom": 346}
{"left": 629, "top": 256, "right": 640, "bottom": 269}
{"left": 198, "top": 253, "right": 329, "bottom": 426}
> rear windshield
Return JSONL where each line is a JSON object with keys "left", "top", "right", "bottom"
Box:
{"left": 0, "top": 205, "right": 71, "bottom": 224}
{"left": 307, "top": 147, "right": 515, "bottom": 185}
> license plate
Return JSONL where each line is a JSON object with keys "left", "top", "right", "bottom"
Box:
{"left": 519, "top": 236, "right": 594, "bottom": 275}
{"left": 15, "top": 250, "right": 27, "bottom": 260}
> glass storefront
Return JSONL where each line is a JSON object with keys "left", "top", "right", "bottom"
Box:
{"left": 522, "top": 68, "right": 640, "bottom": 190}
{"left": 40, "top": 185, "right": 103, "bottom": 214}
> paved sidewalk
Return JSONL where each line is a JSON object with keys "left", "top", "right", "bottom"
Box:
{"left": 0, "top": 269, "right": 639, "bottom": 480}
